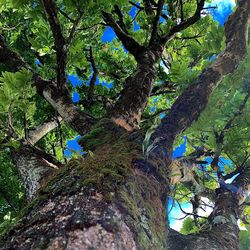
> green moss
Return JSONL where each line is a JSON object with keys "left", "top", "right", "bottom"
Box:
{"left": 39, "top": 125, "right": 139, "bottom": 199}
{"left": 78, "top": 119, "right": 125, "bottom": 151}
{"left": 117, "top": 174, "right": 167, "bottom": 249}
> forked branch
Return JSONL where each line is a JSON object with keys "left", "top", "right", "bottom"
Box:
{"left": 152, "top": 0, "right": 250, "bottom": 155}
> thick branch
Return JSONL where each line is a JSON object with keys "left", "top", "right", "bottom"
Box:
{"left": 0, "top": 37, "right": 95, "bottom": 135}
{"left": 153, "top": 0, "right": 250, "bottom": 151}
{"left": 27, "top": 116, "right": 62, "bottom": 145}
{"left": 109, "top": 50, "right": 156, "bottom": 131}
{"left": 102, "top": 11, "right": 146, "bottom": 60}
{"left": 11, "top": 145, "right": 61, "bottom": 201}
{"left": 42, "top": 0, "right": 67, "bottom": 89}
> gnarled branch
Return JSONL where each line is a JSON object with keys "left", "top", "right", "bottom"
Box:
{"left": 153, "top": 0, "right": 250, "bottom": 152}
{"left": 102, "top": 10, "right": 146, "bottom": 60}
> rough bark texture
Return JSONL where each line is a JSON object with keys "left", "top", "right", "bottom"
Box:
{"left": 110, "top": 50, "right": 159, "bottom": 131}
{"left": 1, "top": 122, "right": 168, "bottom": 250}
{"left": 11, "top": 145, "right": 61, "bottom": 201}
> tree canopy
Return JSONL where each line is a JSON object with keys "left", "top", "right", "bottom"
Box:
{"left": 0, "top": 0, "right": 249, "bottom": 249}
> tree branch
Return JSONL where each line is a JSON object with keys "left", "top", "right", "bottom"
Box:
{"left": 66, "top": 12, "right": 84, "bottom": 45}
{"left": 0, "top": 37, "right": 95, "bottom": 135}
{"left": 161, "top": 0, "right": 206, "bottom": 44}
{"left": 151, "top": 81, "right": 176, "bottom": 96}
{"left": 102, "top": 10, "right": 146, "bottom": 60}
{"left": 58, "top": 8, "right": 74, "bottom": 22}
{"left": 27, "top": 117, "right": 63, "bottom": 145}
{"left": 87, "top": 47, "right": 98, "bottom": 101}
{"left": 42, "top": 0, "right": 67, "bottom": 89}
{"left": 129, "top": 1, "right": 143, "bottom": 10}
{"left": 143, "top": 0, "right": 154, "bottom": 15}
{"left": 0, "top": 35, "right": 31, "bottom": 70}
{"left": 152, "top": 0, "right": 250, "bottom": 152}
{"left": 149, "top": 0, "right": 164, "bottom": 46}
{"left": 180, "top": 0, "right": 184, "bottom": 22}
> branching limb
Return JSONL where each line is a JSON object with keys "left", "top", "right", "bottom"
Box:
{"left": 102, "top": 10, "right": 146, "bottom": 60}
{"left": 0, "top": 37, "right": 95, "bottom": 135}
{"left": 152, "top": 0, "right": 250, "bottom": 153}
{"left": 161, "top": 0, "right": 206, "bottom": 45}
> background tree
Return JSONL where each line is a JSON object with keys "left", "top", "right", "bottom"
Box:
{"left": 0, "top": 0, "right": 249, "bottom": 249}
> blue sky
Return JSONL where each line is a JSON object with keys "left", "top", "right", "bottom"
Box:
{"left": 63, "top": 135, "right": 85, "bottom": 158}
{"left": 205, "top": 0, "right": 235, "bottom": 26}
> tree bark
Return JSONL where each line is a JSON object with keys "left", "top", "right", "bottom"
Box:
{"left": 1, "top": 126, "right": 168, "bottom": 249}
{"left": 110, "top": 50, "right": 158, "bottom": 131}
{"left": 11, "top": 145, "right": 61, "bottom": 201}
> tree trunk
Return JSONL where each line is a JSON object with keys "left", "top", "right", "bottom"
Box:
{"left": 1, "top": 125, "right": 168, "bottom": 249}
{"left": 110, "top": 50, "right": 157, "bottom": 131}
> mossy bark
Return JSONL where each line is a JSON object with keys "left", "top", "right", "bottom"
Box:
{"left": 0, "top": 122, "right": 168, "bottom": 250}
